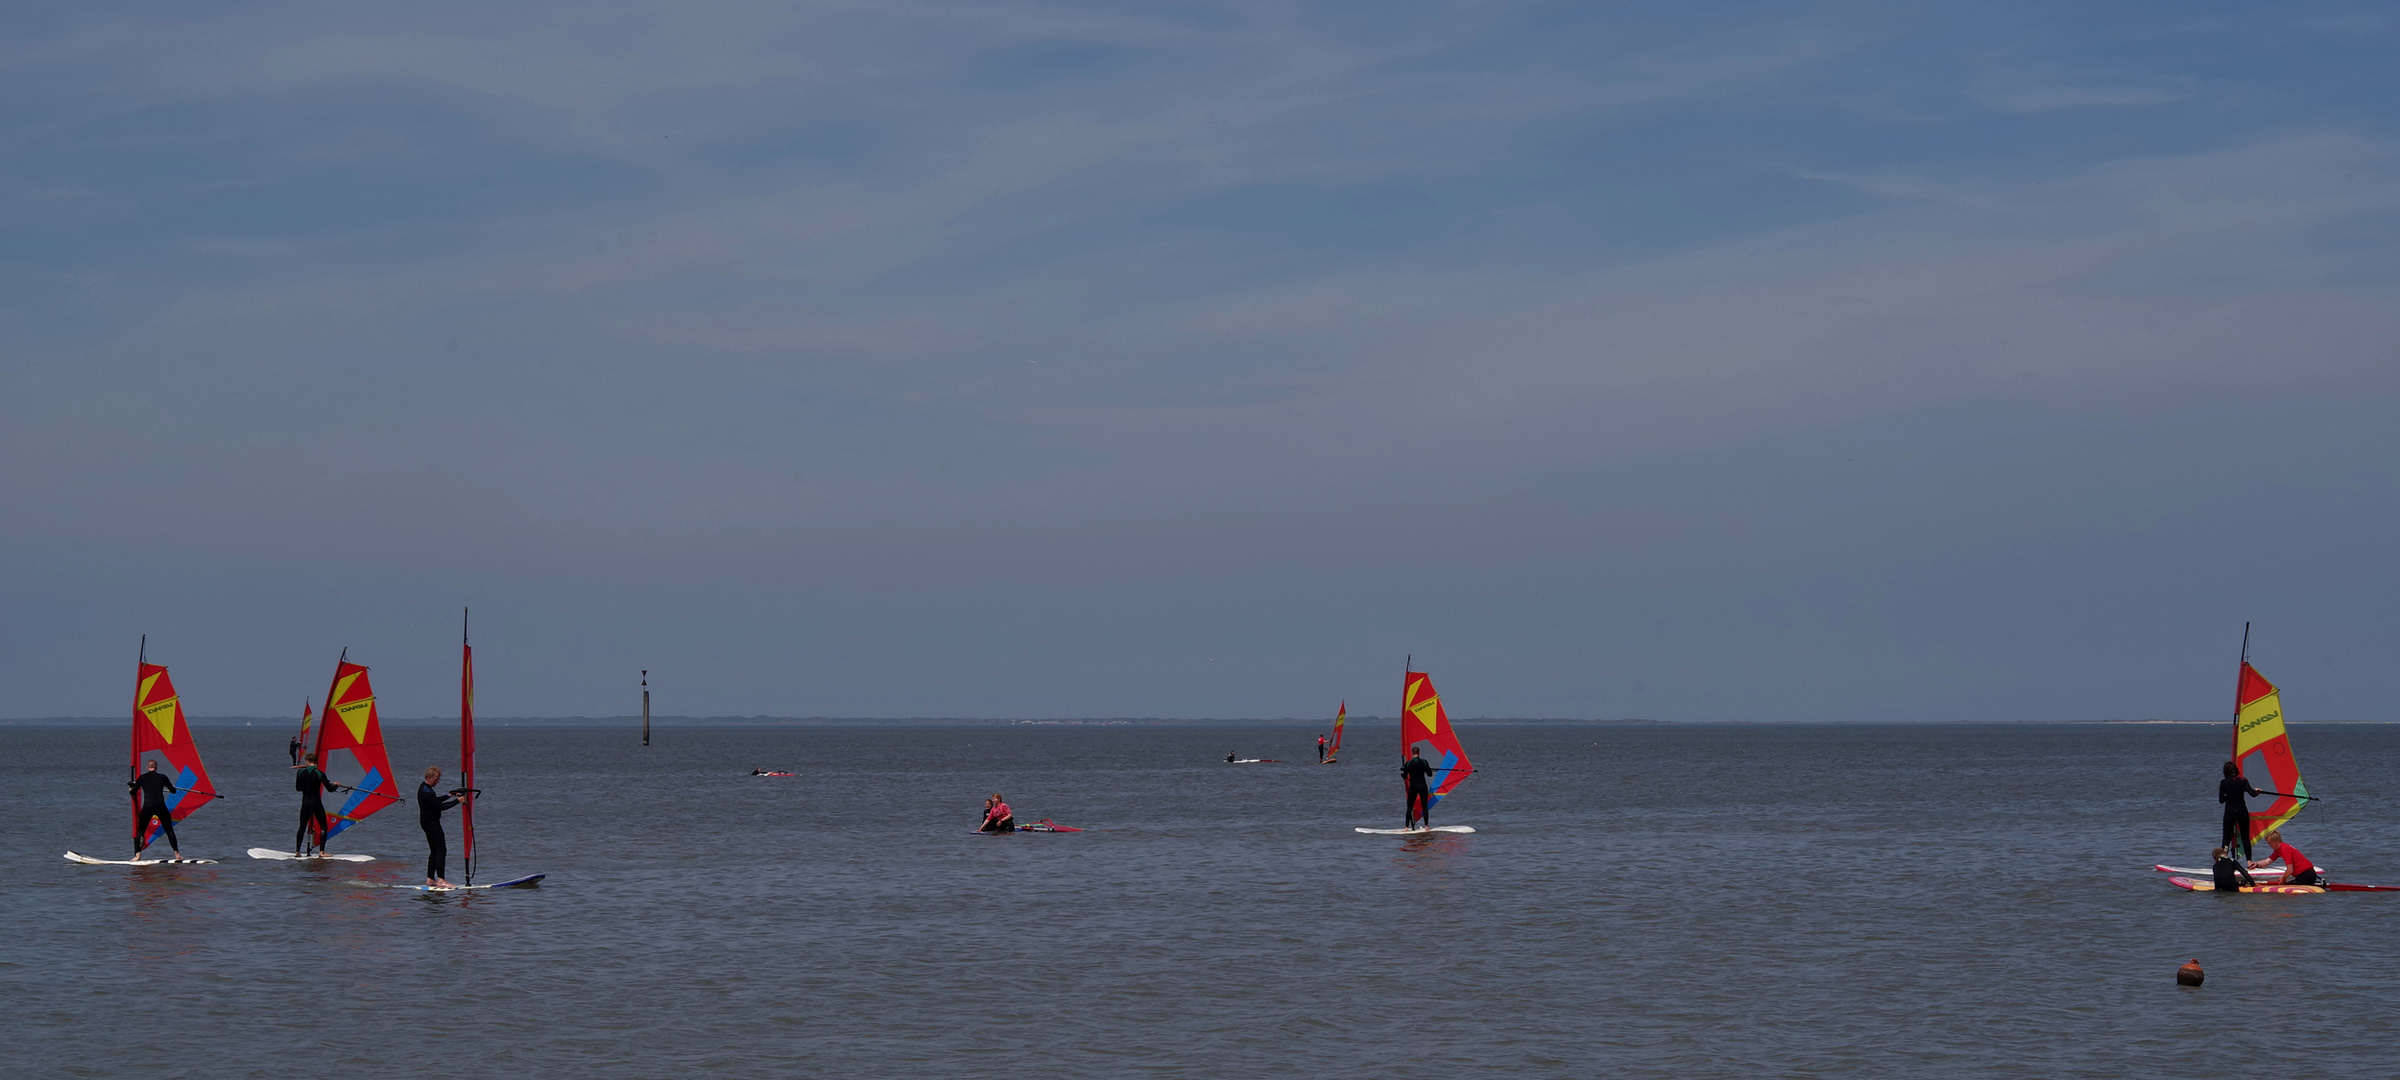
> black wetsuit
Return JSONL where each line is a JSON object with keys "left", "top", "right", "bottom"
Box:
{"left": 129, "top": 770, "right": 179, "bottom": 853}
{"left": 288, "top": 737, "right": 302, "bottom": 766}
{"left": 1401, "top": 756, "right": 1434, "bottom": 827}
{"left": 418, "top": 781, "right": 460, "bottom": 881}
{"left": 2220, "top": 775, "right": 2263, "bottom": 860}
{"left": 2212, "top": 855, "right": 2255, "bottom": 892}
{"left": 294, "top": 766, "right": 336, "bottom": 852}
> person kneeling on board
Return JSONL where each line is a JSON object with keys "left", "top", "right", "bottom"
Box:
{"left": 2211, "top": 846, "right": 2256, "bottom": 892}
{"left": 129, "top": 758, "right": 186, "bottom": 861}
{"left": 1401, "top": 747, "right": 1434, "bottom": 829}
{"left": 980, "top": 793, "right": 1015, "bottom": 833}
{"left": 2250, "top": 830, "right": 2320, "bottom": 887}
{"left": 418, "top": 766, "right": 461, "bottom": 888}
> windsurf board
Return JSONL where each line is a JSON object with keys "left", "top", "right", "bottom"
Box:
{"left": 249, "top": 847, "right": 375, "bottom": 862}
{"left": 1354, "top": 825, "right": 1476, "bottom": 835}
{"left": 64, "top": 851, "right": 217, "bottom": 865}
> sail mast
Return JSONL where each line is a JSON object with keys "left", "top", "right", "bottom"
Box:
{"left": 130, "top": 635, "right": 144, "bottom": 856}
{"left": 2234, "top": 621, "right": 2250, "bottom": 763}
{"left": 461, "top": 608, "right": 475, "bottom": 886}
{"left": 642, "top": 671, "right": 651, "bottom": 747}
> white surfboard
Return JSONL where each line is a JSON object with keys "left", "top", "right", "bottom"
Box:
{"left": 248, "top": 847, "right": 375, "bottom": 862}
{"left": 64, "top": 851, "right": 219, "bottom": 865}
{"left": 2153, "top": 863, "right": 2308, "bottom": 882}
{"left": 387, "top": 873, "right": 546, "bottom": 891}
{"left": 1354, "top": 825, "right": 1477, "bottom": 835}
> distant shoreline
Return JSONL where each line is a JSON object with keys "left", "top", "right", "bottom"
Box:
{"left": 4, "top": 716, "right": 2390, "bottom": 728}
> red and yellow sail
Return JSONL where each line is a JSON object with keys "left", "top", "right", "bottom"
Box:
{"left": 314, "top": 659, "right": 401, "bottom": 839}
{"left": 2233, "top": 661, "right": 2306, "bottom": 843}
{"left": 131, "top": 662, "right": 215, "bottom": 841}
{"left": 297, "top": 698, "right": 314, "bottom": 744}
{"left": 1330, "top": 701, "right": 1346, "bottom": 757}
{"left": 1401, "top": 671, "right": 1473, "bottom": 805}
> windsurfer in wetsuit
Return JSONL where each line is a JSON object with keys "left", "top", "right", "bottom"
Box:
{"left": 1316, "top": 735, "right": 1326, "bottom": 763}
{"left": 2251, "top": 830, "right": 2320, "bottom": 887}
{"left": 2211, "top": 846, "right": 2255, "bottom": 892}
{"left": 2220, "top": 761, "right": 2263, "bottom": 861}
{"left": 288, "top": 735, "right": 302, "bottom": 766}
{"left": 128, "top": 758, "right": 185, "bottom": 860}
{"left": 1401, "top": 747, "right": 1434, "bottom": 829}
{"left": 292, "top": 752, "right": 342, "bottom": 855}
{"left": 980, "top": 793, "right": 1014, "bottom": 833}
{"left": 418, "top": 766, "right": 460, "bottom": 887}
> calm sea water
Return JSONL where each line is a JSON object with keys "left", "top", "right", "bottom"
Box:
{"left": 7, "top": 722, "right": 2400, "bottom": 1079}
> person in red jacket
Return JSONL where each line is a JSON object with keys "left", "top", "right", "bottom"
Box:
{"left": 2250, "top": 830, "right": 2320, "bottom": 886}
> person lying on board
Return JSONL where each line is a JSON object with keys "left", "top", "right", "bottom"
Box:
{"left": 128, "top": 758, "right": 186, "bottom": 861}
{"left": 2211, "top": 846, "right": 2256, "bottom": 892}
{"left": 1401, "top": 747, "right": 1434, "bottom": 829}
{"left": 2250, "top": 831, "right": 2320, "bottom": 887}
{"left": 2220, "top": 762, "right": 2263, "bottom": 861}
{"left": 980, "top": 794, "right": 1015, "bottom": 833}
{"left": 292, "top": 752, "right": 346, "bottom": 856}
{"left": 418, "top": 766, "right": 461, "bottom": 888}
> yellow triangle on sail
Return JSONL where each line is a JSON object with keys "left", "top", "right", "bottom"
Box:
{"left": 138, "top": 672, "right": 177, "bottom": 743}
{"left": 331, "top": 672, "right": 373, "bottom": 742}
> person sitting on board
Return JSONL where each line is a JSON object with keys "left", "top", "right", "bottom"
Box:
{"left": 980, "top": 794, "right": 1015, "bottom": 833}
{"left": 1401, "top": 747, "right": 1435, "bottom": 829}
{"left": 128, "top": 758, "right": 185, "bottom": 861}
{"left": 2211, "top": 846, "right": 2256, "bottom": 892}
{"left": 2220, "top": 761, "right": 2264, "bottom": 861}
{"left": 2250, "top": 830, "right": 2320, "bottom": 887}
{"left": 292, "top": 752, "right": 343, "bottom": 856}
{"left": 418, "top": 766, "right": 462, "bottom": 888}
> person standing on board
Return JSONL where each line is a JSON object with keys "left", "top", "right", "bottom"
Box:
{"left": 292, "top": 752, "right": 341, "bottom": 856}
{"left": 1401, "top": 747, "right": 1434, "bottom": 829}
{"left": 2220, "top": 761, "right": 2263, "bottom": 861}
{"left": 288, "top": 735, "right": 302, "bottom": 766}
{"left": 2211, "top": 846, "right": 2256, "bottom": 892}
{"left": 417, "top": 766, "right": 461, "bottom": 887}
{"left": 1316, "top": 735, "right": 1327, "bottom": 763}
{"left": 2250, "top": 830, "right": 2320, "bottom": 887}
{"left": 128, "top": 758, "right": 186, "bottom": 860}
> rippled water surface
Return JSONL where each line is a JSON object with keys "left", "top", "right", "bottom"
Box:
{"left": 9, "top": 722, "right": 2400, "bottom": 1079}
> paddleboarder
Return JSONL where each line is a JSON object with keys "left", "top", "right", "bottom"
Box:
{"left": 2220, "top": 761, "right": 2264, "bottom": 860}
{"left": 292, "top": 752, "right": 342, "bottom": 855}
{"left": 128, "top": 758, "right": 186, "bottom": 860}
{"left": 417, "top": 766, "right": 460, "bottom": 888}
{"left": 980, "top": 793, "right": 1014, "bottom": 833}
{"left": 2251, "top": 830, "right": 2320, "bottom": 887}
{"left": 2211, "top": 846, "right": 2255, "bottom": 892}
{"left": 1401, "top": 747, "right": 1434, "bottom": 829}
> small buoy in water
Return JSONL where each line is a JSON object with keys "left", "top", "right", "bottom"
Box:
{"left": 2177, "top": 959, "right": 2204, "bottom": 986}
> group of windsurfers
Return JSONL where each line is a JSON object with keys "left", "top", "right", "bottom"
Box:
{"left": 128, "top": 752, "right": 467, "bottom": 888}
{"left": 2211, "top": 759, "right": 2318, "bottom": 892}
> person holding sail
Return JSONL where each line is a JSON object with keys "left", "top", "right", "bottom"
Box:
{"left": 418, "top": 766, "right": 462, "bottom": 888}
{"left": 292, "top": 752, "right": 345, "bottom": 856}
{"left": 128, "top": 758, "right": 187, "bottom": 861}
{"left": 1401, "top": 746, "right": 1435, "bottom": 829}
{"left": 2220, "top": 761, "right": 2264, "bottom": 861}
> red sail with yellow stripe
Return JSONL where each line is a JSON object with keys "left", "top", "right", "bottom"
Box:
{"left": 313, "top": 657, "right": 402, "bottom": 840}
{"left": 131, "top": 662, "right": 215, "bottom": 842}
{"left": 2233, "top": 661, "right": 2306, "bottom": 844}
{"left": 1401, "top": 671, "right": 1473, "bottom": 805}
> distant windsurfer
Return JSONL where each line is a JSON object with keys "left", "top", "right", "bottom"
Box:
{"left": 1401, "top": 747, "right": 1434, "bottom": 829}
{"left": 2211, "top": 846, "right": 2255, "bottom": 892}
{"left": 980, "top": 793, "right": 1014, "bottom": 833}
{"left": 288, "top": 735, "right": 302, "bottom": 766}
{"left": 1316, "top": 735, "right": 1326, "bottom": 763}
{"left": 2251, "top": 830, "right": 2320, "bottom": 887}
{"left": 128, "top": 758, "right": 185, "bottom": 861}
{"left": 292, "top": 752, "right": 343, "bottom": 855}
{"left": 2220, "top": 761, "right": 2263, "bottom": 861}
{"left": 418, "top": 766, "right": 461, "bottom": 888}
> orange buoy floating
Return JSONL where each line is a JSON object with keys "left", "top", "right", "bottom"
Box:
{"left": 2177, "top": 959, "right": 2204, "bottom": 986}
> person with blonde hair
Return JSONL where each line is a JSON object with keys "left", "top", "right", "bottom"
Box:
{"left": 418, "top": 765, "right": 462, "bottom": 887}
{"left": 2250, "top": 830, "right": 2320, "bottom": 887}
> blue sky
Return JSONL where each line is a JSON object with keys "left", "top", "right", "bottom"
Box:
{"left": 5, "top": 1, "right": 2398, "bottom": 719}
